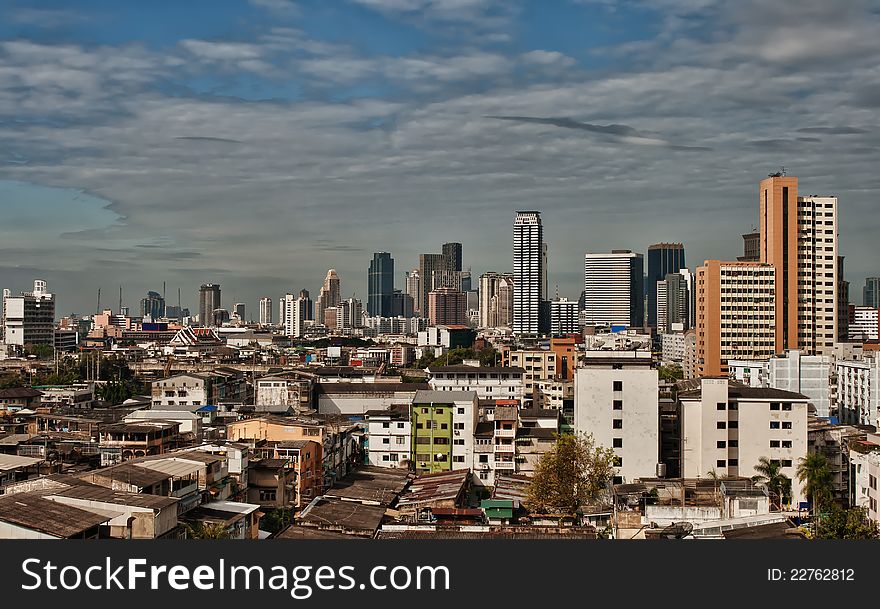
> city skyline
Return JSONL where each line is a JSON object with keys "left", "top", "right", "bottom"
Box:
{"left": 1, "top": 1, "right": 880, "bottom": 316}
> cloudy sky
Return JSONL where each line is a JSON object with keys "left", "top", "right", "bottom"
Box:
{"left": 1, "top": 0, "right": 879, "bottom": 317}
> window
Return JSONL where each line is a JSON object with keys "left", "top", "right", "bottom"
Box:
{"left": 770, "top": 440, "right": 780, "bottom": 448}
{"left": 434, "top": 438, "right": 449, "bottom": 445}
{"left": 259, "top": 490, "right": 277, "bottom": 502}
{"left": 396, "top": 437, "right": 406, "bottom": 445}
{"left": 416, "top": 437, "right": 430, "bottom": 445}
{"left": 452, "top": 456, "right": 465, "bottom": 463}
{"left": 770, "top": 403, "right": 780, "bottom": 411}
{"left": 613, "top": 476, "right": 623, "bottom": 485}
{"left": 382, "top": 438, "right": 390, "bottom": 444}
{"left": 869, "top": 475, "right": 877, "bottom": 490}
{"left": 782, "top": 460, "right": 792, "bottom": 468}
{"left": 613, "top": 456, "right": 623, "bottom": 467}
{"left": 422, "top": 408, "right": 428, "bottom": 414}
{"left": 781, "top": 441, "right": 792, "bottom": 449}
{"left": 397, "top": 422, "right": 405, "bottom": 429}
{"left": 613, "top": 400, "right": 623, "bottom": 410}
{"left": 729, "top": 403, "right": 738, "bottom": 411}
{"left": 782, "top": 422, "right": 792, "bottom": 430}
{"left": 453, "top": 423, "right": 465, "bottom": 430}
{"left": 457, "top": 408, "right": 465, "bottom": 415}
{"left": 453, "top": 439, "right": 464, "bottom": 446}
{"left": 716, "top": 460, "right": 726, "bottom": 468}
{"left": 729, "top": 440, "right": 738, "bottom": 448}
{"left": 717, "top": 441, "right": 726, "bottom": 449}
{"left": 729, "top": 421, "right": 738, "bottom": 429}
{"left": 613, "top": 438, "right": 623, "bottom": 448}
{"left": 612, "top": 419, "right": 623, "bottom": 429}
{"left": 382, "top": 422, "right": 390, "bottom": 428}
{"left": 717, "top": 421, "right": 726, "bottom": 429}
{"left": 613, "top": 381, "right": 623, "bottom": 391}
{"left": 440, "top": 423, "right": 448, "bottom": 430}
{"left": 717, "top": 402, "right": 726, "bottom": 411}
{"left": 436, "top": 408, "right": 444, "bottom": 414}
{"left": 782, "top": 404, "right": 792, "bottom": 411}
{"left": 770, "top": 421, "right": 780, "bottom": 429}
{"left": 416, "top": 423, "right": 423, "bottom": 430}
{"left": 382, "top": 455, "right": 390, "bottom": 461}
{"left": 479, "top": 454, "right": 488, "bottom": 463}
{"left": 729, "top": 459, "right": 739, "bottom": 467}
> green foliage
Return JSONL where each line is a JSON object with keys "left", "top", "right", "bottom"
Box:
{"left": 753, "top": 456, "right": 792, "bottom": 510}
{"left": 184, "top": 521, "right": 232, "bottom": 540}
{"left": 526, "top": 432, "right": 616, "bottom": 516}
{"left": 657, "top": 363, "right": 683, "bottom": 382}
{"left": 0, "top": 374, "right": 27, "bottom": 389}
{"left": 796, "top": 453, "right": 834, "bottom": 513}
{"left": 814, "top": 505, "right": 879, "bottom": 540}
{"left": 415, "top": 346, "right": 497, "bottom": 369}
{"left": 260, "top": 508, "right": 292, "bottom": 534}
{"left": 24, "top": 343, "right": 54, "bottom": 360}
{"left": 96, "top": 380, "right": 132, "bottom": 405}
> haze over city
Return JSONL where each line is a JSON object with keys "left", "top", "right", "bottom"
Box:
{"left": 1, "top": 0, "right": 880, "bottom": 315}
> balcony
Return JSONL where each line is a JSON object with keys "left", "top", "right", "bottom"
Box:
{"left": 495, "top": 428, "right": 516, "bottom": 438}
{"left": 494, "top": 444, "right": 515, "bottom": 454}
{"left": 495, "top": 461, "right": 516, "bottom": 470}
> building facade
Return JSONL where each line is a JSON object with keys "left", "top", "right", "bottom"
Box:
{"left": 368, "top": 252, "right": 394, "bottom": 317}
{"left": 583, "top": 250, "right": 644, "bottom": 329}
{"left": 513, "top": 211, "right": 545, "bottom": 335}
{"left": 646, "top": 243, "right": 685, "bottom": 328}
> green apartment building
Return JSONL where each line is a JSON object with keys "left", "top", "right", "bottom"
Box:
{"left": 411, "top": 390, "right": 477, "bottom": 474}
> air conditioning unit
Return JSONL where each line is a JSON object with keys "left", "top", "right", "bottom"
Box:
{"left": 454, "top": 430, "right": 460, "bottom": 436}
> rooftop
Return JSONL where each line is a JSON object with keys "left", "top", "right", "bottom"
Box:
{"left": 0, "top": 453, "right": 44, "bottom": 472}
{"left": 397, "top": 469, "right": 469, "bottom": 508}
{"left": 323, "top": 466, "right": 412, "bottom": 507}
{"left": 518, "top": 408, "right": 561, "bottom": 419}
{"left": 0, "top": 387, "right": 43, "bottom": 399}
{"left": 275, "top": 526, "right": 365, "bottom": 540}
{"left": 412, "top": 390, "right": 478, "bottom": 404}
{"left": 81, "top": 463, "right": 175, "bottom": 488}
{"left": 0, "top": 492, "right": 109, "bottom": 538}
{"left": 427, "top": 365, "right": 525, "bottom": 374}
{"left": 679, "top": 386, "right": 809, "bottom": 401}
{"left": 317, "top": 383, "right": 429, "bottom": 395}
{"left": 298, "top": 497, "right": 388, "bottom": 536}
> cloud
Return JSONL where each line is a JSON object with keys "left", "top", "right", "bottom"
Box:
{"left": 797, "top": 126, "right": 869, "bottom": 135}
{"left": 175, "top": 136, "right": 244, "bottom": 144}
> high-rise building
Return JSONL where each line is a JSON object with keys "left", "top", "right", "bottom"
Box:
{"left": 259, "top": 297, "right": 273, "bottom": 326}
{"left": 759, "top": 173, "right": 839, "bottom": 355}
{"left": 198, "top": 284, "right": 221, "bottom": 327}
{"left": 418, "top": 253, "right": 450, "bottom": 316}
{"left": 337, "top": 298, "right": 363, "bottom": 331}
{"left": 140, "top": 291, "right": 165, "bottom": 321}
{"left": 865, "top": 277, "right": 880, "bottom": 308}
{"left": 583, "top": 250, "right": 644, "bottom": 328}
{"left": 2, "top": 280, "right": 55, "bottom": 346}
{"left": 442, "top": 242, "right": 462, "bottom": 272}
{"left": 738, "top": 231, "right": 760, "bottom": 262}
{"left": 391, "top": 290, "right": 415, "bottom": 318}
{"left": 513, "top": 211, "right": 545, "bottom": 335}
{"left": 838, "top": 256, "right": 849, "bottom": 342}
{"left": 428, "top": 287, "right": 467, "bottom": 326}
{"left": 212, "top": 308, "right": 230, "bottom": 326}
{"left": 849, "top": 306, "right": 879, "bottom": 341}
{"left": 281, "top": 291, "right": 311, "bottom": 337}
{"left": 368, "top": 252, "right": 394, "bottom": 317}
{"left": 695, "top": 260, "right": 777, "bottom": 377}
{"left": 479, "top": 272, "right": 513, "bottom": 329}
{"left": 658, "top": 271, "right": 692, "bottom": 333}
{"left": 405, "top": 269, "right": 421, "bottom": 314}
{"left": 233, "top": 303, "right": 246, "bottom": 322}
{"left": 549, "top": 298, "right": 579, "bottom": 335}
{"left": 646, "top": 243, "right": 685, "bottom": 328}
{"left": 315, "top": 269, "right": 340, "bottom": 325}
{"left": 460, "top": 270, "right": 472, "bottom": 293}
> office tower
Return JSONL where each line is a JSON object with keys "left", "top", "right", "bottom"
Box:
{"left": 199, "top": 284, "right": 221, "bottom": 327}
{"left": 315, "top": 269, "right": 340, "bottom": 325}
{"left": 646, "top": 243, "right": 685, "bottom": 328}
{"left": 298, "top": 289, "right": 312, "bottom": 321}
{"left": 368, "top": 252, "right": 394, "bottom": 317}
{"left": 442, "top": 242, "right": 463, "bottom": 272}
{"left": 513, "top": 211, "right": 545, "bottom": 335}
{"left": 759, "top": 173, "right": 839, "bottom": 355}
{"left": 578, "top": 290, "right": 586, "bottom": 312}
{"left": 549, "top": 298, "right": 579, "bottom": 335}
{"left": 2, "top": 279, "right": 55, "bottom": 346}
{"left": 259, "top": 297, "right": 273, "bottom": 326}
{"left": 492, "top": 276, "right": 514, "bottom": 329}
{"left": 541, "top": 243, "right": 549, "bottom": 301}
{"left": 479, "top": 272, "right": 512, "bottom": 328}
{"left": 405, "top": 269, "right": 421, "bottom": 314}
{"left": 865, "top": 278, "right": 880, "bottom": 308}
{"left": 391, "top": 290, "right": 415, "bottom": 318}
{"left": 738, "top": 231, "right": 760, "bottom": 262}
{"left": 337, "top": 298, "right": 363, "bottom": 330}
{"left": 140, "top": 291, "right": 165, "bottom": 321}
{"left": 460, "top": 270, "right": 472, "bottom": 293}
{"left": 583, "top": 250, "right": 645, "bottom": 328}
{"left": 696, "top": 260, "right": 777, "bottom": 377}
{"left": 838, "top": 256, "right": 849, "bottom": 342}
{"left": 234, "top": 303, "right": 246, "bottom": 321}
{"left": 212, "top": 308, "right": 230, "bottom": 326}
{"left": 659, "top": 271, "right": 692, "bottom": 333}
{"left": 418, "top": 253, "right": 451, "bottom": 315}
{"left": 428, "top": 287, "right": 467, "bottom": 326}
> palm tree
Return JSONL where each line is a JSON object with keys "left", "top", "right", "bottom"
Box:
{"left": 753, "top": 457, "right": 791, "bottom": 511}
{"left": 796, "top": 453, "right": 834, "bottom": 525}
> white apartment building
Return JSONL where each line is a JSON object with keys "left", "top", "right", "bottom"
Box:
{"left": 479, "top": 272, "right": 514, "bottom": 329}
{"left": 513, "top": 211, "right": 544, "bottom": 335}
{"left": 849, "top": 435, "right": 880, "bottom": 525}
{"left": 151, "top": 374, "right": 208, "bottom": 408}
{"left": 472, "top": 405, "right": 519, "bottom": 487}
{"left": 365, "top": 405, "right": 411, "bottom": 468}
{"left": 549, "top": 298, "right": 579, "bottom": 335}
{"left": 796, "top": 195, "right": 839, "bottom": 356}
{"left": 574, "top": 351, "right": 659, "bottom": 484}
{"left": 258, "top": 297, "right": 273, "bottom": 326}
{"left": 583, "top": 250, "right": 644, "bottom": 328}
{"left": 661, "top": 333, "right": 686, "bottom": 364}
{"left": 2, "top": 280, "right": 55, "bottom": 347}
{"left": 426, "top": 365, "right": 525, "bottom": 403}
{"left": 255, "top": 375, "right": 313, "bottom": 412}
{"left": 533, "top": 379, "right": 573, "bottom": 410}
{"left": 837, "top": 355, "right": 880, "bottom": 428}
{"left": 849, "top": 306, "right": 879, "bottom": 341}
{"left": 727, "top": 359, "right": 770, "bottom": 388}
{"left": 280, "top": 293, "right": 310, "bottom": 338}
{"left": 769, "top": 350, "right": 833, "bottom": 418}
{"left": 507, "top": 350, "right": 557, "bottom": 397}
{"left": 678, "top": 378, "right": 808, "bottom": 507}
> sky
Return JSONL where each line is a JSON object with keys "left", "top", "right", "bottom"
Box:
{"left": 1, "top": 0, "right": 880, "bottom": 318}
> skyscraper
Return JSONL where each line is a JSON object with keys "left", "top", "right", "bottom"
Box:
{"left": 442, "top": 242, "right": 462, "bottom": 272}
{"left": 513, "top": 211, "right": 545, "bottom": 335}
{"left": 583, "top": 250, "right": 644, "bottom": 328}
{"left": 479, "top": 272, "right": 514, "bottom": 328}
{"left": 315, "top": 269, "right": 340, "bottom": 325}
{"left": 738, "top": 232, "right": 760, "bottom": 262}
{"left": 282, "top": 291, "right": 312, "bottom": 337}
{"left": 418, "top": 253, "right": 451, "bottom": 316}
{"left": 140, "top": 291, "right": 165, "bottom": 321}
{"left": 233, "top": 303, "right": 246, "bottom": 322}
{"left": 368, "top": 252, "right": 394, "bottom": 317}
{"left": 647, "top": 243, "right": 685, "bottom": 328}
{"left": 259, "top": 297, "right": 273, "bottom": 326}
{"left": 865, "top": 277, "right": 880, "bottom": 308}
{"left": 759, "top": 173, "right": 838, "bottom": 355}
{"left": 198, "top": 284, "right": 221, "bottom": 327}
{"left": 405, "top": 269, "right": 421, "bottom": 315}
{"left": 298, "top": 289, "right": 313, "bottom": 321}
{"left": 428, "top": 287, "right": 467, "bottom": 326}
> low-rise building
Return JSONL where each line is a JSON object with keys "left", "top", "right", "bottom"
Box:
{"left": 426, "top": 364, "right": 525, "bottom": 403}
{"left": 411, "top": 390, "right": 478, "bottom": 475}
{"left": 365, "top": 405, "right": 411, "bottom": 468}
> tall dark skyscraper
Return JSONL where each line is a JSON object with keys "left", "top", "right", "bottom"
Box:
{"left": 442, "top": 242, "right": 462, "bottom": 272}
{"left": 198, "top": 283, "right": 221, "bottom": 327}
{"left": 646, "top": 243, "right": 685, "bottom": 328}
{"left": 140, "top": 290, "right": 165, "bottom": 320}
{"left": 865, "top": 277, "right": 880, "bottom": 308}
{"left": 368, "top": 252, "right": 394, "bottom": 316}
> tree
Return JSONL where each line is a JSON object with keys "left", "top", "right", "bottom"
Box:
{"left": 814, "top": 505, "right": 879, "bottom": 540}
{"left": 796, "top": 453, "right": 834, "bottom": 516}
{"left": 752, "top": 456, "right": 792, "bottom": 510}
{"left": 184, "top": 522, "right": 231, "bottom": 540}
{"left": 658, "top": 363, "right": 683, "bottom": 382}
{"left": 526, "top": 432, "right": 616, "bottom": 516}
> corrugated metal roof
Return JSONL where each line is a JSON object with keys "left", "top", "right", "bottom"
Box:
{"left": 0, "top": 454, "right": 44, "bottom": 472}
{"left": 136, "top": 459, "right": 202, "bottom": 478}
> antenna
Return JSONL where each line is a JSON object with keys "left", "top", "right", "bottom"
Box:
{"left": 97, "top": 288, "right": 101, "bottom": 314}
{"left": 119, "top": 285, "right": 123, "bottom": 314}
{"left": 781, "top": 166, "right": 786, "bottom": 176}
